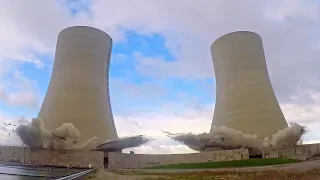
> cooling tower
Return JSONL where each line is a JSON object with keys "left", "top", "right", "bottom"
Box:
{"left": 210, "top": 31, "right": 288, "bottom": 139}
{"left": 38, "top": 26, "right": 118, "bottom": 144}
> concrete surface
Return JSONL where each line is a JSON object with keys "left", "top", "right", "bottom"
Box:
{"left": 0, "top": 163, "right": 85, "bottom": 179}
{"left": 38, "top": 26, "right": 118, "bottom": 144}
{"left": 107, "top": 149, "right": 249, "bottom": 169}
{"left": 211, "top": 31, "right": 288, "bottom": 138}
{"left": 0, "top": 146, "right": 104, "bottom": 168}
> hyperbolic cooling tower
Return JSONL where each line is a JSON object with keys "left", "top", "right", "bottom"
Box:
{"left": 38, "top": 26, "right": 118, "bottom": 144}
{"left": 210, "top": 31, "right": 288, "bottom": 139}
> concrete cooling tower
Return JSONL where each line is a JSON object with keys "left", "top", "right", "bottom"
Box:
{"left": 38, "top": 26, "right": 118, "bottom": 144}
{"left": 210, "top": 31, "right": 288, "bottom": 139}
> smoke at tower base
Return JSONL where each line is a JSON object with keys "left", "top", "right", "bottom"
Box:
{"left": 15, "top": 117, "right": 151, "bottom": 151}
{"left": 165, "top": 123, "right": 306, "bottom": 155}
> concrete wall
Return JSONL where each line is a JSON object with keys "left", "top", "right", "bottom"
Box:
{"left": 211, "top": 31, "right": 288, "bottom": 138}
{"left": 107, "top": 149, "right": 249, "bottom": 169}
{"left": 262, "top": 144, "right": 320, "bottom": 160}
{"left": 38, "top": 26, "right": 118, "bottom": 144}
{"left": 0, "top": 146, "right": 104, "bottom": 168}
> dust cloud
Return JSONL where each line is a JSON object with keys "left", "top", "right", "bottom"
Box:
{"left": 14, "top": 117, "right": 306, "bottom": 154}
{"left": 165, "top": 123, "right": 306, "bottom": 155}
{"left": 15, "top": 117, "right": 151, "bottom": 151}
{"left": 95, "top": 135, "right": 151, "bottom": 151}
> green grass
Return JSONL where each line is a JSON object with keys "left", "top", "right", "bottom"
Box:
{"left": 145, "top": 158, "right": 300, "bottom": 169}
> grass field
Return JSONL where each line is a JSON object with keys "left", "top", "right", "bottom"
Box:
{"left": 145, "top": 158, "right": 300, "bottom": 169}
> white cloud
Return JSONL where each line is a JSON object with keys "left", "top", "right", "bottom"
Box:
{"left": 87, "top": 0, "right": 320, "bottom": 150}
{"left": 124, "top": 142, "right": 196, "bottom": 154}
{"left": 0, "top": 0, "right": 93, "bottom": 77}
{"left": 0, "top": 70, "right": 40, "bottom": 108}
{"left": 113, "top": 102, "right": 213, "bottom": 154}
{"left": 1, "top": 0, "right": 319, "bottom": 96}
{"left": 281, "top": 92, "right": 320, "bottom": 124}
{"left": 265, "top": 0, "right": 319, "bottom": 21}
{"left": 6, "top": 92, "right": 38, "bottom": 108}
{"left": 2, "top": 0, "right": 319, "bottom": 101}
{"left": 114, "top": 103, "right": 213, "bottom": 138}
{"left": 0, "top": 111, "right": 26, "bottom": 146}
{"left": 280, "top": 92, "right": 320, "bottom": 143}
{"left": 1, "top": 0, "right": 320, "bottom": 154}
{"left": 0, "top": 0, "right": 76, "bottom": 110}
{"left": 303, "top": 140, "right": 320, "bottom": 145}
{"left": 87, "top": 0, "right": 320, "bottom": 103}
{"left": 110, "top": 77, "right": 168, "bottom": 98}
{"left": 114, "top": 98, "right": 320, "bottom": 154}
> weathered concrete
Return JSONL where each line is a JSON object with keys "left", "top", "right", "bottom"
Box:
{"left": 38, "top": 26, "right": 117, "bottom": 144}
{"left": 0, "top": 146, "right": 103, "bottom": 168}
{"left": 262, "top": 143, "right": 320, "bottom": 160}
{"left": 211, "top": 31, "right": 288, "bottom": 138}
{"left": 107, "top": 149, "right": 250, "bottom": 169}
{"left": 106, "top": 144, "right": 320, "bottom": 169}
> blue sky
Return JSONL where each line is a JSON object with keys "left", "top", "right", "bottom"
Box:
{"left": 1, "top": 0, "right": 320, "bottom": 153}
{"left": 0, "top": 29, "right": 214, "bottom": 117}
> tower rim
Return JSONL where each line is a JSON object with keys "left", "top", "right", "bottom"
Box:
{"left": 211, "top": 31, "right": 261, "bottom": 49}
{"left": 59, "top": 26, "right": 112, "bottom": 40}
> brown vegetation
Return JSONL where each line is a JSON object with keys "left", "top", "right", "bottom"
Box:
{"left": 86, "top": 169, "right": 320, "bottom": 180}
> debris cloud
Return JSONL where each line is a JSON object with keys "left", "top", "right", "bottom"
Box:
{"left": 165, "top": 123, "right": 306, "bottom": 155}
{"left": 15, "top": 117, "right": 151, "bottom": 151}
{"left": 96, "top": 135, "right": 152, "bottom": 152}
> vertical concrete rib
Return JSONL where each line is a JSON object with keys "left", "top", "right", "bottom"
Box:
{"left": 38, "top": 26, "right": 118, "bottom": 144}
{"left": 211, "top": 31, "right": 288, "bottom": 138}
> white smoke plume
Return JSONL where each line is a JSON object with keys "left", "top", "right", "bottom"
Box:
{"left": 15, "top": 117, "right": 151, "bottom": 151}
{"left": 166, "top": 123, "right": 307, "bottom": 155}
{"left": 269, "top": 122, "right": 306, "bottom": 148}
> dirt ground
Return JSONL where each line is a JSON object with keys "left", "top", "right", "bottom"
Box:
{"left": 85, "top": 169, "right": 163, "bottom": 180}
{"left": 86, "top": 160, "right": 320, "bottom": 180}
{"left": 138, "top": 159, "right": 320, "bottom": 173}
{"left": 86, "top": 169, "right": 320, "bottom": 180}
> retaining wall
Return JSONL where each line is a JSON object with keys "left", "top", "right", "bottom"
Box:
{"left": 262, "top": 143, "right": 320, "bottom": 160}
{"left": 107, "top": 149, "right": 249, "bottom": 169}
{"left": 0, "top": 146, "right": 104, "bottom": 168}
